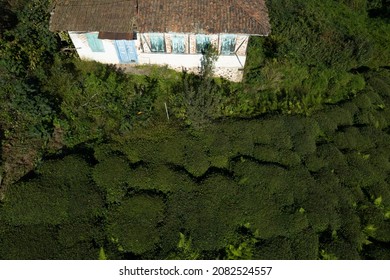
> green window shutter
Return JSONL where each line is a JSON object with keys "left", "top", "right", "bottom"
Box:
{"left": 86, "top": 33, "right": 104, "bottom": 52}
{"left": 220, "top": 34, "right": 236, "bottom": 55}
{"left": 196, "top": 35, "right": 211, "bottom": 53}
{"left": 150, "top": 33, "right": 165, "bottom": 52}
{"left": 171, "top": 35, "right": 185, "bottom": 53}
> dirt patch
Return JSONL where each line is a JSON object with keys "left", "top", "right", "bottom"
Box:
{"left": 116, "top": 65, "right": 154, "bottom": 76}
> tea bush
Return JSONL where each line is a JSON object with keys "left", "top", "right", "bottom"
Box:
{"left": 106, "top": 194, "right": 165, "bottom": 255}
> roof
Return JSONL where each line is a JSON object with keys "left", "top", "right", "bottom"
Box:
{"left": 50, "top": 0, "right": 271, "bottom": 35}
{"left": 50, "top": 0, "right": 138, "bottom": 33}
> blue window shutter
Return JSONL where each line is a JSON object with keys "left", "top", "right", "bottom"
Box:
{"left": 150, "top": 33, "right": 165, "bottom": 52}
{"left": 196, "top": 35, "right": 211, "bottom": 53}
{"left": 86, "top": 33, "right": 104, "bottom": 52}
{"left": 220, "top": 34, "right": 236, "bottom": 55}
{"left": 115, "top": 40, "right": 138, "bottom": 63}
{"left": 171, "top": 35, "right": 185, "bottom": 53}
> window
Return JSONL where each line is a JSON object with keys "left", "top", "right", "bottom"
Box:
{"left": 115, "top": 40, "right": 138, "bottom": 63}
{"left": 196, "top": 35, "right": 211, "bottom": 53}
{"left": 150, "top": 33, "right": 165, "bottom": 52}
{"left": 171, "top": 35, "right": 185, "bottom": 53}
{"left": 86, "top": 33, "right": 104, "bottom": 52}
{"left": 220, "top": 34, "right": 236, "bottom": 55}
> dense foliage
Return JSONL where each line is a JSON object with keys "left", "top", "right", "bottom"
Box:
{"left": 0, "top": 0, "right": 389, "bottom": 259}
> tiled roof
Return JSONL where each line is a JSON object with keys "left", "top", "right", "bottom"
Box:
{"left": 50, "top": 0, "right": 138, "bottom": 32}
{"left": 50, "top": 0, "right": 270, "bottom": 35}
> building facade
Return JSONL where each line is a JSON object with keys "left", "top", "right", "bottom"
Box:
{"left": 50, "top": 0, "right": 270, "bottom": 82}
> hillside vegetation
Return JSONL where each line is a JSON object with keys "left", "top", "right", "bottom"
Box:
{"left": 0, "top": 0, "right": 389, "bottom": 259}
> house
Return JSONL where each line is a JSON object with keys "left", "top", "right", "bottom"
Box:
{"left": 49, "top": 0, "right": 270, "bottom": 81}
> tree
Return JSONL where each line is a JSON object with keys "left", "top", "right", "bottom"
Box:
{"left": 199, "top": 43, "right": 219, "bottom": 78}
{"left": 171, "top": 44, "right": 222, "bottom": 129}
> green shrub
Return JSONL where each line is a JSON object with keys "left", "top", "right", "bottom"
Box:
{"left": 93, "top": 156, "right": 131, "bottom": 203}
{"left": 353, "top": 92, "right": 375, "bottom": 109}
{"left": 208, "top": 121, "right": 255, "bottom": 156}
{"left": 117, "top": 129, "right": 187, "bottom": 166}
{"left": 302, "top": 169, "right": 343, "bottom": 232}
{"left": 314, "top": 107, "right": 354, "bottom": 134}
{"left": 254, "top": 237, "right": 294, "bottom": 259}
{"left": 0, "top": 225, "right": 61, "bottom": 259}
{"left": 38, "top": 155, "right": 103, "bottom": 219}
{"left": 333, "top": 127, "right": 376, "bottom": 151}
{"left": 188, "top": 175, "right": 243, "bottom": 250}
{"left": 290, "top": 228, "right": 319, "bottom": 259}
{"left": 93, "top": 143, "right": 119, "bottom": 162}
{"left": 155, "top": 136, "right": 187, "bottom": 166}
{"left": 57, "top": 220, "right": 102, "bottom": 248}
{"left": 322, "top": 240, "right": 361, "bottom": 259}
{"left": 162, "top": 175, "right": 242, "bottom": 252}
{"left": 351, "top": 84, "right": 389, "bottom": 127}
{"left": 340, "top": 152, "right": 387, "bottom": 188}
{"left": 267, "top": 0, "right": 375, "bottom": 69}
{"left": 233, "top": 159, "right": 285, "bottom": 188}
{"left": 304, "top": 154, "right": 327, "bottom": 172}
{"left": 47, "top": 59, "right": 159, "bottom": 147}
{"left": 107, "top": 194, "right": 165, "bottom": 255}
{"left": 338, "top": 207, "right": 364, "bottom": 249}
{"left": 285, "top": 117, "right": 321, "bottom": 156}
{"left": 252, "top": 146, "right": 301, "bottom": 167}
{"left": 367, "top": 72, "right": 390, "bottom": 98}
{"left": 2, "top": 181, "right": 69, "bottom": 225}
{"left": 232, "top": 160, "right": 311, "bottom": 238}
{"left": 317, "top": 144, "right": 347, "bottom": 171}
{"left": 56, "top": 220, "right": 103, "bottom": 259}
{"left": 126, "top": 164, "right": 196, "bottom": 193}
{"left": 182, "top": 138, "right": 210, "bottom": 177}
{"left": 364, "top": 147, "right": 390, "bottom": 186}
{"left": 2, "top": 155, "right": 103, "bottom": 225}
{"left": 359, "top": 204, "right": 390, "bottom": 244}
{"left": 251, "top": 119, "right": 293, "bottom": 150}
{"left": 342, "top": 101, "right": 360, "bottom": 119}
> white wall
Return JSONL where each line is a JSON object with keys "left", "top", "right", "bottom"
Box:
{"left": 138, "top": 53, "right": 246, "bottom": 69}
{"left": 69, "top": 31, "right": 248, "bottom": 81}
{"left": 138, "top": 53, "right": 245, "bottom": 81}
{"left": 69, "top": 31, "right": 120, "bottom": 64}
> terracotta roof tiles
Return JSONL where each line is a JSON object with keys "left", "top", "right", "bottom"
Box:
{"left": 50, "top": 0, "right": 270, "bottom": 35}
